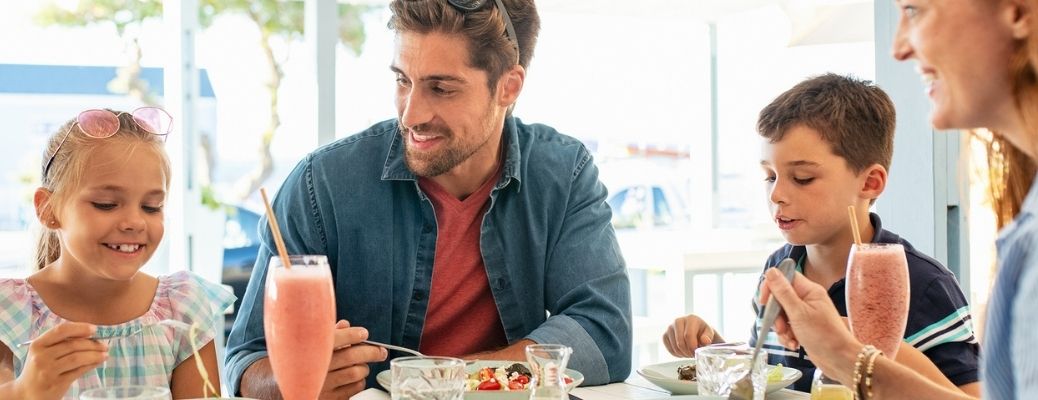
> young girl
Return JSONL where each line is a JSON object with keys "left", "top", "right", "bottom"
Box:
{"left": 0, "top": 108, "right": 235, "bottom": 399}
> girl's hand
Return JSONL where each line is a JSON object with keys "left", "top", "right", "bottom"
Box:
{"left": 15, "top": 322, "right": 108, "bottom": 400}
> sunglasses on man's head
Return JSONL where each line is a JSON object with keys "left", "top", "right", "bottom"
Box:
{"left": 447, "top": 0, "right": 520, "bottom": 65}
{"left": 42, "top": 107, "right": 173, "bottom": 181}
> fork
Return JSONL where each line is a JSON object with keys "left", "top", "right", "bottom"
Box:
{"left": 728, "top": 258, "right": 796, "bottom": 400}
{"left": 362, "top": 340, "right": 425, "bottom": 357}
{"left": 15, "top": 319, "right": 190, "bottom": 349}
{"left": 361, "top": 340, "right": 477, "bottom": 365}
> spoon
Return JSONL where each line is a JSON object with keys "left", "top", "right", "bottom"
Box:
{"left": 16, "top": 319, "right": 190, "bottom": 349}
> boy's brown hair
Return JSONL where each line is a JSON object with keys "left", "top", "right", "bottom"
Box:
{"left": 757, "top": 73, "right": 896, "bottom": 173}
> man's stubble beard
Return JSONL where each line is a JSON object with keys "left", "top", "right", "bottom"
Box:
{"left": 400, "top": 107, "right": 500, "bottom": 178}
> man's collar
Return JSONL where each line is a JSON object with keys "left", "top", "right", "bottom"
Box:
{"left": 381, "top": 116, "right": 523, "bottom": 192}
{"left": 380, "top": 123, "right": 413, "bottom": 181}
{"left": 498, "top": 116, "right": 522, "bottom": 192}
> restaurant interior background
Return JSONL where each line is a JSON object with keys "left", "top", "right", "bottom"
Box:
{"left": 0, "top": 0, "right": 996, "bottom": 382}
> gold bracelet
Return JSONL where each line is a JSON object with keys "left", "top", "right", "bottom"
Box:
{"left": 852, "top": 357, "right": 864, "bottom": 399}
{"left": 863, "top": 349, "right": 884, "bottom": 400}
{"left": 852, "top": 344, "right": 877, "bottom": 399}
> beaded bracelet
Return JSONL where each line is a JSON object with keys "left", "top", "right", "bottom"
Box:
{"left": 852, "top": 353, "right": 865, "bottom": 398}
{"left": 862, "top": 349, "right": 884, "bottom": 400}
{"left": 852, "top": 344, "right": 877, "bottom": 399}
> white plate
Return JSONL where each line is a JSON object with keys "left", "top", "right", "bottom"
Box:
{"left": 636, "top": 359, "right": 801, "bottom": 395}
{"left": 376, "top": 360, "right": 584, "bottom": 400}
{"left": 644, "top": 396, "right": 726, "bottom": 400}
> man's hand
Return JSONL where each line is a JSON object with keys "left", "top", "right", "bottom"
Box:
{"left": 240, "top": 320, "right": 387, "bottom": 400}
{"left": 321, "top": 320, "right": 388, "bottom": 399}
{"left": 663, "top": 315, "right": 722, "bottom": 358}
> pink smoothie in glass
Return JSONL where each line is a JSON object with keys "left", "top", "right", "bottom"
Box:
{"left": 264, "top": 262, "right": 335, "bottom": 400}
{"left": 846, "top": 243, "right": 910, "bottom": 358}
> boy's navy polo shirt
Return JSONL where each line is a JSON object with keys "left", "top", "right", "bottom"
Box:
{"left": 749, "top": 212, "right": 979, "bottom": 392}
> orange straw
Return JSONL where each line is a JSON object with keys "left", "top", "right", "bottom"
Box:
{"left": 848, "top": 205, "right": 863, "bottom": 245}
{"left": 260, "top": 187, "right": 292, "bottom": 269}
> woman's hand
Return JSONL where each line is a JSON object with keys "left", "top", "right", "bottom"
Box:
{"left": 760, "top": 268, "right": 861, "bottom": 383}
{"left": 14, "top": 322, "right": 108, "bottom": 400}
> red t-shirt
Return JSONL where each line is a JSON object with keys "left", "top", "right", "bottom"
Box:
{"left": 417, "top": 168, "right": 508, "bottom": 356}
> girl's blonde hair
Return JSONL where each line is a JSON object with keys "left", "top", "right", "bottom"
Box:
{"left": 35, "top": 110, "right": 172, "bottom": 270}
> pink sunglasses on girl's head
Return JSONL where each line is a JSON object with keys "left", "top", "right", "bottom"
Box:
{"left": 42, "top": 107, "right": 173, "bottom": 181}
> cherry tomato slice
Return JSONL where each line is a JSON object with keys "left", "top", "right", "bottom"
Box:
{"left": 477, "top": 378, "right": 502, "bottom": 391}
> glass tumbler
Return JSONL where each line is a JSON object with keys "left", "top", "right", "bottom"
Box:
{"left": 810, "top": 369, "right": 854, "bottom": 400}
{"left": 390, "top": 356, "right": 465, "bottom": 400}
{"left": 79, "top": 385, "right": 171, "bottom": 400}
{"left": 526, "top": 344, "right": 573, "bottom": 400}
{"left": 695, "top": 345, "right": 766, "bottom": 399}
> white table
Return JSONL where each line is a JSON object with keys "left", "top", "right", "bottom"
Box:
{"left": 351, "top": 374, "right": 810, "bottom": 400}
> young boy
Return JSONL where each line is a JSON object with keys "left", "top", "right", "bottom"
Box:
{"left": 662, "top": 74, "right": 979, "bottom": 394}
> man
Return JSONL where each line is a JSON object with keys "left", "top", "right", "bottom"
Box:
{"left": 225, "top": 0, "right": 632, "bottom": 397}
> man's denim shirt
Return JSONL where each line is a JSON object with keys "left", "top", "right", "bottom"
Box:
{"left": 225, "top": 117, "right": 633, "bottom": 393}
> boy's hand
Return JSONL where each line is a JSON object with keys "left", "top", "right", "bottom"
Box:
{"left": 16, "top": 322, "right": 108, "bottom": 400}
{"left": 662, "top": 315, "right": 721, "bottom": 358}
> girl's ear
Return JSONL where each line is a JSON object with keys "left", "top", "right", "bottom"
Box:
{"left": 860, "top": 164, "right": 888, "bottom": 201}
{"left": 34, "top": 188, "right": 59, "bottom": 228}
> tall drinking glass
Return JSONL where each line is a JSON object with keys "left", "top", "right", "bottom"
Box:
{"left": 263, "top": 255, "right": 336, "bottom": 400}
{"left": 846, "top": 243, "right": 910, "bottom": 358}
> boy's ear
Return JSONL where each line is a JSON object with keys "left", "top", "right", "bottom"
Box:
{"left": 860, "top": 164, "right": 887, "bottom": 201}
{"left": 34, "top": 188, "right": 59, "bottom": 228}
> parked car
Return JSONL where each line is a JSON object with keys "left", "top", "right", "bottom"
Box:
{"left": 598, "top": 159, "right": 692, "bottom": 230}
{"left": 606, "top": 183, "right": 691, "bottom": 229}
{"left": 222, "top": 205, "right": 262, "bottom": 337}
